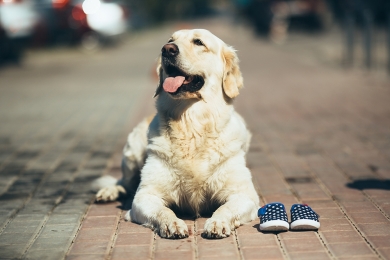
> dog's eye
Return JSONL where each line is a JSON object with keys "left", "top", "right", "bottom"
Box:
{"left": 193, "top": 39, "right": 204, "bottom": 46}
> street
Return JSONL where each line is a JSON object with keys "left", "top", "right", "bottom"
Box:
{"left": 0, "top": 17, "right": 390, "bottom": 259}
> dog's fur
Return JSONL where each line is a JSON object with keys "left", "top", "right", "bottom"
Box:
{"left": 95, "top": 29, "right": 259, "bottom": 239}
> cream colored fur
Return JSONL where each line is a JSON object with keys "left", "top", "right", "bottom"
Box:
{"left": 95, "top": 29, "right": 259, "bottom": 239}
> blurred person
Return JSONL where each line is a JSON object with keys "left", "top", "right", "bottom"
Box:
{"left": 269, "top": 0, "right": 289, "bottom": 44}
{"left": 247, "top": 0, "right": 273, "bottom": 36}
{"left": 341, "top": 0, "right": 374, "bottom": 68}
{"left": 328, "top": 0, "right": 388, "bottom": 69}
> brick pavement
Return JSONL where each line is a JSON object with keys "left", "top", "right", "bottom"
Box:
{"left": 1, "top": 18, "right": 390, "bottom": 259}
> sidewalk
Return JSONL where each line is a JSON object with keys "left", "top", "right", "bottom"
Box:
{"left": 0, "top": 18, "right": 389, "bottom": 259}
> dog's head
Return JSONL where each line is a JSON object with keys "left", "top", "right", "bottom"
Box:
{"left": 154, "top": 29, "right": 243, "bottom": 101}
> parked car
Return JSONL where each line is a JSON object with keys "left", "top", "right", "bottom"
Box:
{"left": 32, "top": 0, "right": 88, "bottom": 45}
{"left": 32, "top": 0, "right": 129, "bottom": 48}
{"left": 0, "top": 0, "right": 39, "bottom": 63}
{"left": 78, "top": 0, "right": 129, "bottom": 49}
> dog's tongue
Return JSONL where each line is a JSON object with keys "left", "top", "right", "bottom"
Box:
{"left": 163, "top": 76, "right": 185, "bottom": 93}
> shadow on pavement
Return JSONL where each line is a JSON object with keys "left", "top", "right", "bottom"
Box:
{"left": 346, "top": 179, "right": 390, "bottom": 190}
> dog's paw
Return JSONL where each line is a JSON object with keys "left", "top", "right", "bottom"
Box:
{"left": 96, "top": 185, "right": 126, "bottom": 202}
{"left": 124, "top": 210, "right": 131, "bottom": 221}
{"left": 159, "top": 218, "right": 189, "bottom": 239}
{"left": 203, "top": 218, "right": 231, "bottom": 238}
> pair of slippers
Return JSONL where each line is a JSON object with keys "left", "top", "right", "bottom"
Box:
{"left": 258, "top": 202, "right": 320, "bottom": 231}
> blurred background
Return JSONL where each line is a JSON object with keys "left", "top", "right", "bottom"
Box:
{"left": 0, "top": 0, "right": 389, "bottom": 73}
{"left": 0, "top": 3, "right": 389, "bottom": 258}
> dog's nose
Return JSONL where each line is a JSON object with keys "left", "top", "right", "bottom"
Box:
{"left": 162, "top": 43, "right": 179, "bottom": 57}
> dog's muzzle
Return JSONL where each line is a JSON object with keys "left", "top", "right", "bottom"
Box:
{"left": 160, "top": 43, "right": 204, "bottom": 96}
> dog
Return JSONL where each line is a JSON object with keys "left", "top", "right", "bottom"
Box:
{"left": 94, "top": 29, "right": 259, "bottom": 239}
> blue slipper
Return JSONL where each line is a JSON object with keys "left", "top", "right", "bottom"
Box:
{"left": 258, "top": 202, "right": 289, "bottom": 231}
{"left": 290, "top": 204, "right": 320, "bottom": 230}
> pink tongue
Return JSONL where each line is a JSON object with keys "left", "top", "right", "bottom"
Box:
{"left": 163, "top": 76, "right": 185, "bottom": 93}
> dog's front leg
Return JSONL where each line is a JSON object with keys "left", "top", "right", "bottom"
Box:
{"left": 127, "top": 189, "right": 189, "bottom": 239}
{"left": 203, "top": 193, "right": 258, "bottom": 238}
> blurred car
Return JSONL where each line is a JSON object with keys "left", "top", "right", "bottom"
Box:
{"left": 33, "top": 0, "right": 128, "bottom": 48}
{"left": 32, "top": 0, "right": 88, "bottom": 45}
{"left": 0, "top": 0, "right": 39, "bottom": 63}
{"left": 77, "top": 0, "right": 129, "bottom": 49}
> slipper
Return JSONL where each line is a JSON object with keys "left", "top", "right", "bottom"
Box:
{"left": 290, "top": 204, "right": 320, "bottom": 230}
{"left": 258, "top": 202, "right": 289, "bottom": 231}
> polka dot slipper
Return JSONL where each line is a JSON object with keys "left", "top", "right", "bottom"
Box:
{"left": 258, "top": 202, "right": 289, "bottom": 231}
{"left": 290, "top": 204, "right": 320, "bottom": 230}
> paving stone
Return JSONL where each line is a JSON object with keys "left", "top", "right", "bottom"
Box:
{"left": 2, "top": 221, "right": 42, "bottom": 234}
{"left": 19, "top": 200, "right": 54, "bottom": 214}
{"left": 154, "top": 250, "right": 194, "bottom": 260}
{"left": 0, "top": 209, "right": 17, "bottom": 219}
{"left": 314, "top": 208, "right": 345, "bottom": 219}
{"left": 116, "top": 232, "right": 154, "bottom": 246}
{"left": 199, "top": 256, "right": 241, "bottom": 260}
{"left": 0, "top": 192, "right": 30, "bottom": 202}
{"left": 45, "top": 214, "right": 83, "bottom": 225}
{"left": 350, "top": 212, "right": 389, "bottom": 224}
{"left": 289, "top": 251, "right": 330, "bottom": 260}
{"left": 118, "top": 220, "right": 153, "bottom": 234}
{"left": 320, "top": 219, "right": 355, "bottom": 232}
{"left": 87, "top": 203, "right": 120, "bottom": 217}
{"left": 12, "top": 214, "right": 46, "bottom": 222}
{"left": 378, "top": 247, "right": 390, "bottom": 259}
{"left": 328, "top": 242, "right": 375, "bottom": 257}
{"left": 279, "top": 231, "right": 318, "bottom": 240}
{"left": 66, "top": 254, "right": 106, "bottom": 260}
{"left": 358, "top": 223, "right": 390, "bottom": 236}
{"left": 33, "top": 235, "right": 72, "bottom": 246}
{"left": 155, "top": 236, "right": 193, "bottom": 251}
{"left": 24, "top": 248, "right": 67, "bottom": 260}
{"left": 338, "top": 257, "right": 380, "bottom": 260}
{"left": 111, "top": 245, "right": 152, "bottom": 260}
{"left": 366, "top": 235, "right": 390, "bottom": 248}
{"left": 321, "top": 230, "right": 364, "bottom": 244}
{"left": 29, "top": 238, "right": 73, "bottom": 251}
{"left": 282, "top": 237, "right": 325, "bottom": 253}
{"left": 241, "top": 246, "right": 284, "bottom": 259}
{"left": 0, "top": 244, "right": 25, "bottom": 259}
{"left": 235, "top": 220, "right": 259, "bottom": 234}
{"left": 0, "top": 233, "right": 34, "bottom": 245}
{"left": 68, "top": 240, "right": 108, "bottom": 255}
{"left": 237, "top": 233, "right": 278, "bottom": 248}
{"left": 39, "top": 224, "right": 78, "bottom": 238}
{"left": 81, "top": 216, "right": 118, "bottom": 229}
{"left": 198, "top": 243, "right": 239, "bottom": 258}
{"left": 54, "top": 204, "right": 89, "bottom": 214}
{"left": 75, "top": 228, "right": 115, "bottom": 241}
{"left": 289, "top": 182, "right": 329, "bottom": 201}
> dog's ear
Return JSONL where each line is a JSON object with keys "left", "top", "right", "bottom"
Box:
{"left": 153, "top": 56, "right": 164, "bottom": 98}
{"left": 222, "top": 45, "right": 243, "bottom": 99}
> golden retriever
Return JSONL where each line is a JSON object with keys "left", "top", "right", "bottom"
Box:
{"left": 95, "top": 29, "right": 259, "bottom": 239}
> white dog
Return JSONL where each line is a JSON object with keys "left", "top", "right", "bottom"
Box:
{"left": 95, "top": 29, "right": 259, "bottom": 239}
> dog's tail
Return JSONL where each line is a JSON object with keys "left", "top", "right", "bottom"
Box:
{"left": 91, "top": 175, "right": 118, "bottom": 192}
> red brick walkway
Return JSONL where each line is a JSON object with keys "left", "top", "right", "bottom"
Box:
{"left": 1, "top": 18, "right": 389, "bottom": 260}
{"left": 66, "top": 20, "right": 390, "bottom": 259}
